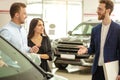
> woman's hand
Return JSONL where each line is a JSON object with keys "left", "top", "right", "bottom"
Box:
{"left": 40, "top": 54, "right": 49, "bottom": 59}
{"left": 30, "top": 46, "right": 39, "bottom": 53}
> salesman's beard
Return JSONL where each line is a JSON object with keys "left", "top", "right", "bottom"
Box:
{"left": 98, "top": 12, "right": 105, "bottom": 20}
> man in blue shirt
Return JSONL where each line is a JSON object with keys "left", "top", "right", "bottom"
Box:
{"left": 0, "top": 2, "right": 39, "bottom": 53}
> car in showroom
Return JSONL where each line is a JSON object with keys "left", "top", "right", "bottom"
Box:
{"left": 51, "top": 20, "right": 101, "bottom": 69}
{"left": 0, "top": 35, "right": 68, "bottom": 80}
{"left": 52, "top": 20, "right": 120, "bottom": 70}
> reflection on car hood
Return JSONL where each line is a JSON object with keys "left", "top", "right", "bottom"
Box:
{"left": 58, "top": 35, "right": 90, "bottom": 44}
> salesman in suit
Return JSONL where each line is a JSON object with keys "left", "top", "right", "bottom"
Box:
{"left": 77, "top": 0, "right": 120, "bottom": 80}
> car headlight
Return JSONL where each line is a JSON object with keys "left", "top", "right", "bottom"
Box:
{"left": 51, "top": 39, "right": 58, "bottom": 49}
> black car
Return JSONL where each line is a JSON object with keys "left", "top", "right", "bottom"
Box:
{"left": 51, "top": 20, "right": 101, "bottom": 69}
{"left": 0, "top": 35, "right": 55, "bottom": 80}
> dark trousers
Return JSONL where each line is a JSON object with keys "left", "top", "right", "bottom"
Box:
{"left": 92, "top": 66, "right": 105, "bottom": 80}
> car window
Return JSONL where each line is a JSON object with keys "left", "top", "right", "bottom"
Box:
{"left": 72, "top": 24, "right": 93, "bottom": 35}
{"left": 0, "top": 37, "right": 45, "bottom": 80}
{"left": 86, "top": 25, "right": 93, "bottom": 34}
{"left": 72, "top": 24, "right": 85, "bottom": 35}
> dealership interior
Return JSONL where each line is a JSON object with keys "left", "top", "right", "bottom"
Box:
{"left": 0, "top": 0, "right": 120, "bottom": 80}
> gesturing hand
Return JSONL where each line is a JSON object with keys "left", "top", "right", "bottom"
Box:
{"left": 77, "top": 45, "right": 88, "bottom": 55}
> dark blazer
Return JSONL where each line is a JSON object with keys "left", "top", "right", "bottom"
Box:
{"left": 88, "top": 21, "right": 120, "bottom": 74}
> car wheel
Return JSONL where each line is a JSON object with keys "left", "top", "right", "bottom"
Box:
{"left": 55, "top": 63, "right": 68, "bottom": 70}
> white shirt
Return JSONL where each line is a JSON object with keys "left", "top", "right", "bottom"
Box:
{"left": 98, "top": 23, "right": 110, "bottom": 66}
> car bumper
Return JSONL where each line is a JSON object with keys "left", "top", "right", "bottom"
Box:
{"left": 54, "top": 57, "right": 93, "bottom": 67}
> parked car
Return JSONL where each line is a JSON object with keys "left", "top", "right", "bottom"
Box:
{"left": 51, "top": 20, "right": 101, "bottom": 69}
{"left": 0, "top": 35, "right": 68, "bottom": 80}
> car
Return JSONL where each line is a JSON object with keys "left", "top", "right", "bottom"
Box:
{"left": 51, "top": 20, "right": 101, "bottom": 69}
{"left": 0, "top": 35, "right": 68, "bottom": 80}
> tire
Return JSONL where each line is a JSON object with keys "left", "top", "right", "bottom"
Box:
{"left": 55, "top": 63, "right": 68, "bottom": 70}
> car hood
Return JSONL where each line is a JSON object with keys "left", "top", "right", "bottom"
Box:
{"left": 57, "top": 35, "right": 90, "bottom": 44}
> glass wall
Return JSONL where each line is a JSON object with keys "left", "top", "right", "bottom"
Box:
{"left": 26, "top": 0, "right": 82, "bottom": 39}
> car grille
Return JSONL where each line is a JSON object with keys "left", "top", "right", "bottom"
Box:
{"left": 57, "top": 42, "right": 82, "bottom": 53}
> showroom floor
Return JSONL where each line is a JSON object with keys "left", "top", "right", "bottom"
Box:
{"left": 51, "top": 64, "right": 92, "bottom": 80}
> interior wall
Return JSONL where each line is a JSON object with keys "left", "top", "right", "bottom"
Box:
{"left": 83, "top": 0, "right": 120, "bottom": 21}
{"left": 83, "top": 0, "right": 99, "bottom": 21}
{"left": 0, "top": 0, "right": 27, "bottom": 27}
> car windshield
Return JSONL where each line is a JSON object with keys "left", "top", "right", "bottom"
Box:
{"left": 0, "top": 36, "right": 45, "bottom": 80}
{"left": 71, "top": 23, "right": 98, "bottom": 36}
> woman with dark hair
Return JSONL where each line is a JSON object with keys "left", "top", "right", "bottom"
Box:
{"left": 28, "top": 18, "right": 52, "bottom": 72}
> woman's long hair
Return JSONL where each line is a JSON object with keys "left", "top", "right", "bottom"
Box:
{"left": 27, "top": 18, "right": 47, "bottom": 39}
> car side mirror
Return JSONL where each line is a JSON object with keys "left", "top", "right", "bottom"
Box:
{"left": 68, "top": 31, "right": 72, "bottom": 35}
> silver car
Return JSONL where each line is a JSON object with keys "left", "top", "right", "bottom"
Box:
{"left": 0, "top": 36, "right": 68, "bottom": 80}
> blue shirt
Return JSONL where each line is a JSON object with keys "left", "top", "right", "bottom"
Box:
{"left": 0, "top": 21, "right": 30, "bottom": 53}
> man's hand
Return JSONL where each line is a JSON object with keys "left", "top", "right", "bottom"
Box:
{"left": 77, "top": 45, "right": 88, "bottom": 55}
{"left": 30, "top": 46, "right": 39, "bottom": 53}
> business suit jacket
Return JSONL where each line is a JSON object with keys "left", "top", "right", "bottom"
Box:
{"left": 88, "top": 21, "right": 120, "bottom": 75}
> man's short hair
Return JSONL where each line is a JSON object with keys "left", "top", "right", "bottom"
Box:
{"left": 99, "top": 0, "right": 114, "bottom": 15}
{"left": 10, "top": 2, "right": 26, "bottom": 18}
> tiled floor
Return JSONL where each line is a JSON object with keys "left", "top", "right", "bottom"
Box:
{"left": 56, "top": 70, "right": 91, "bottom": 80}
{"left": 51, "top": 64, "right": 92, "bottom": 80}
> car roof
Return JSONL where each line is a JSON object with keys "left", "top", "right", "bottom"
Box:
{"left": 82, "top": 19, "right": 101, "bottom": 24}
